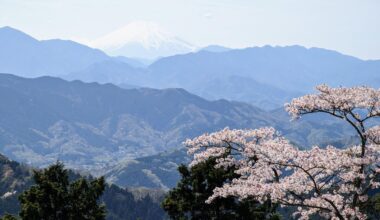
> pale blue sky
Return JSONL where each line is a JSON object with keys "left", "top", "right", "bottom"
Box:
{"left": 1, "top": 0, "right": 379, "bottom": 59}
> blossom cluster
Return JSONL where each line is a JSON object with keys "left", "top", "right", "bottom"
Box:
{"left": 186, "top": 128, "right": 380, "bottom": 219}
{"left": 186, "top": 85, "right": 380, "bottom": 220}
{"left": 367, "top": 126, "right": 380, "bottom": 144}
{"left": 285, "top": 84, "right": 380, "bottom": 120}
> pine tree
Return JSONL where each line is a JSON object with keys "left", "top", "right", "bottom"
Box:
{"left": 18, "top": 162, "right": 106, "bottom": 220}
{"left": 162, "top": 157, "right": 280, "bottom": 220}
{"left": 0, "top": 214, "right": 18, "bottom": 220}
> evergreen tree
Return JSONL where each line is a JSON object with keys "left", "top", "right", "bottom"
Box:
{"left": 360, "top": 193, "right": 380, "bottom": 219}
{"left": 0, "top": 214, "right": 18, "bottom": 220}
{"left": 162, "top": 157, "right": 280, "bottom": 220}
{"left": 18, "top": 162, "right": 106, "bottom": 220}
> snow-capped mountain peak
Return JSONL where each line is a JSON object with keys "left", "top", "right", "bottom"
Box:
{"left": 91, "top": 21, "right": 196, "bottom": 59}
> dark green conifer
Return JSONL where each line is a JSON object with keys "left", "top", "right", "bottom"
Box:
{"left": 162, "top": 157, "right": 280, "bottom": 220}
{"left": 18, "top": 162, "right": 106, "bottom": 220}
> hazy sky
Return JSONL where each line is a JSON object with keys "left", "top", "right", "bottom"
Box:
{"left": 1, "top": 0, "right": 379, "bottom": 59}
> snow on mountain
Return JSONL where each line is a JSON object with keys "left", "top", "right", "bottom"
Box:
{"left": 91, "top": 21, "right": 196, "bottom": 59}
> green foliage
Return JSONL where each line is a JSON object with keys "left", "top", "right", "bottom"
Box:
{"left": 162, "top": 158, "right": 280, "bottom": 220}
{"left": 0, "top": 154, "right": 166, "bottom": 220}
{"left": 0, "top": 154, "right": 33, "bottom": 217}
{"left": 359, "top": 193, "right": 380, "bottom": 219}
{"left": 18, "top": 162, "right": 106, "bottom": 220}
{"left": 0, "top": 214, "right": 18, "bottom": 220}
{"left": 100, "top": 184, "right": 165, "bottom": 220}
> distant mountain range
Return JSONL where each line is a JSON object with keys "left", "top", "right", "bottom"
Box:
{"left": 144, "top": 46, "right": 380, "bottom": 107}
{"left": 0, "top": 26, "right": 105, "bottom": 77}
{"left": 0, "top": 73, "right": 277, "bottom": 170}
{"left": 0, "top": 73, "right": 357, "bottom": 189}
{"left": 2, "top": 26, "right": 379, "bottom": 109}
{"left": 0, "top": 25, "right": 378, "bottom": 189}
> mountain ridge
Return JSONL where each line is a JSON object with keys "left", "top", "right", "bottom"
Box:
{"left": 0, "top": 73, "right": 356, "bottom": 185}
{"left": 1, "top": 26, "right": 379, "bottom": 110}
{"left": 0, "top": 26, "right": 141, "bottom": 78}
{"left": 0, "top": 73, "right": 275, "bottom": 171}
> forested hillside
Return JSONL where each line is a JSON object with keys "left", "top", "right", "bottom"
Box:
{"left": 0, "top": 73, "right": 358, "bottom": 188}
{"left": 0, "top": 154, "right": 166, "bottom": 219}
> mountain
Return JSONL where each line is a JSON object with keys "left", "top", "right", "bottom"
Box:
{"left": 103, "top": 149, "right": 188, "bottom": 190}
{"left": 63, "top": 60, "right": 144, "bottom": 84}
{"left": 90, "top": 21, "right": 196, "bottom": 59}
{"left": 0, "top": 73, "right": 355, "bottom": 178}
{"left": 0, "top": 153, "right": 166, "bottom": 220}
{"left": 2, "top": 27, "right": 379, "bottom": 110}
{"left": 0, "top": 73, "right": 278, "bottom": 172}
{"left": 145, "top": 46, "right": 380, "bottom": 107}
{"left": 66, "top": 45, "right": 380, "bottom": 109}
{"left": 0, "top": 26, "right": 113, "bottom": 78}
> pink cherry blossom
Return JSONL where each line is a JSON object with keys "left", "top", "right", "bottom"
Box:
{"left": 186, "top": 85, "right": 380, "bottom": 220}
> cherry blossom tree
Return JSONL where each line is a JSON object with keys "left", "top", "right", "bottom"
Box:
{"left": 185, "top": 85, "right": 380, "bottom": 220}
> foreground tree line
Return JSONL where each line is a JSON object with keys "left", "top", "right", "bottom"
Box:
{"left": 2, "top": 84, "right": 380, "bottom": 219}
{"left": 0, "top": 161, "right": 164, "bottom": 220}
{"left": 0, "top": 163, "right": 106, "bottom": 220}
{"left": 164, "top": 85, "right": 380, "bottom": 219}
